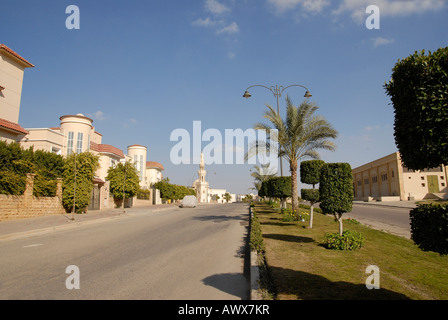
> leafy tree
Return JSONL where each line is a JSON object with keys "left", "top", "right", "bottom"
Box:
{"left": 258, "top": 180, "right": 268, "bottom": 198}
{"left": 319, "top": 163, "right": 354, "bottom": 236}
{"left": 62, "top": 152, "right": 100, "bottom": 213}
{"left": 267, "top": 176, "right": 291, "bottom": 204}
{"left": 300, "top": 160, "right": 325, "bottom": 228}
{"left": 248, "top": 97, "right": 337, "bottom": 213}
{"left": 384, "top": 47, "right": 448, "bottom": 170}
{"left": 153, "top": 178, "right": 195, "bottom": 201}
{"left": 250, "top": 163, "right": 277, "bottom": 195}
{"left": 224, "top": 192, "right": 232, "bottom": 203}
{"left": 106, "top": 161, "right": 140, "bottom": 202}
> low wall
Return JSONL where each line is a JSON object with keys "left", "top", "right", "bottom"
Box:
{"left": 0, "top": 174, "right": 65, "bottom": 221}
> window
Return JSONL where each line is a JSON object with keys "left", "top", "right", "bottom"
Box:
{"left": 357, "top": 180, "right": 362, "bottom": 186}
{"left": 76, "top": 132, "right": 83, "bottom": 153}
{"left": 67, "top": 131, "right": 74, "bottom": 154}
{"left": 139, "top": 155, "right": 143, "bottom": 181}
{"left": 381, "top": 173, "right": 388, "bottom": 181}
{"left": 364, "top": 178, "right": 369, "bottom": 185}
{"left": 372, "top": 176, "right": 378, "bottom": 183}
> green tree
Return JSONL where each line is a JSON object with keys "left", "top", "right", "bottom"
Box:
{"left": 248, "top": 97, "right": 337, "bottom": 213}
{"left": 300, "top": 160, "right": 325, "bottom": 228}
{"left": 224, "top": 192, "right": 232, "bottom": 203}
{"left": 267, "top": 176, "right": 291, "bottom": 204}
{"left": 384, "top": 47, "right": 448, "bottom": 170}
{"left": 106, "top": 161, "right": 140, "bottom": 203}
{"left": 62, "top": 152, "right": 100, "bottom": 213}
{"left": 319, "top": 163, "right": 354, "bottom": 236}
{"left": 250, "top": 163, "right": 277, "bottom": 195}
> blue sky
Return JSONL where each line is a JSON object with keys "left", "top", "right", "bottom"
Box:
{"left": 2, "top": 0, "right": 447, "bottom": 194}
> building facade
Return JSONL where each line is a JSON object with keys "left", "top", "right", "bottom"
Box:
{"left": 0, "top": 44, "right": 33, "bottom": 143}
{"left": 352, "top": 152, "right": 448, "bottom": 201}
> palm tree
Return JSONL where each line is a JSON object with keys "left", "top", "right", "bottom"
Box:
{"left": 250, "top": 163, "right": 277, "bottom": 194}
{"left": 248, "top": 96, "right": 338, "bottom": 213}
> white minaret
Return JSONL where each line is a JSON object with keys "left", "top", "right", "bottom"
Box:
{"left": 193, "top": 153, "right": 209, "bottom": 203}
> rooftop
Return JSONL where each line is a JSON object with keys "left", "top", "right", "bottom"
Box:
{"left": 0, "top": 44, "right": 35, "bottom": 68}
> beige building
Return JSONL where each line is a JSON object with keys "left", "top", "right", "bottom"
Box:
{"left": 352, "top": 152, "right": 448, "bottom": 201}
{"left": 0, "top": 44, "right": 34, "bottom": 143}
{"left": 145, "top": 161, "right": 164, "bottom": 187}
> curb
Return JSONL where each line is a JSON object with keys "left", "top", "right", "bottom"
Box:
{"left": 248, "top": 205, "right": 262, "bottom": 300}
{"left": 250, "top": 250, "right": 262, "bottom": 300}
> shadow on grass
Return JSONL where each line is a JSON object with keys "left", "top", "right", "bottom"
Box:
{"left": 269, "top": 266, "right": 410, "bottom": 300}
{"left": 263, "top": 233, "right": 315, "bottom": 244}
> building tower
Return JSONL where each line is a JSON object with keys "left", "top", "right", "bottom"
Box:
{"left": 127, "top": 144, "right": 147, "bottom": 188}
{"left": 193, "top": 153, "right": 209, "bottom": 203}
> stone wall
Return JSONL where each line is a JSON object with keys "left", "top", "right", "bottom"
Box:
{"left": 0, "top": 173, "right": 65, "bottom": 221}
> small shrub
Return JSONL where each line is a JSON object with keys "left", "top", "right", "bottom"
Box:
{"left": 322, "top": 230, "right": 364, "bottom": 250}
{"left": 281, "top": 207, "right": 308, "bottom": 222}
{"left": 346, "top": 218, "right": 360, "bottom": 225}
{"left": 299, "top": 203, "right": 322, "bottom": 213}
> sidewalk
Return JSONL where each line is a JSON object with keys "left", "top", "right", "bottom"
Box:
{"left": 0, "top": 203, "right": 179, "bottom": 242}
{"left": 352, "top": 200, "right": 417, "bottom": 209}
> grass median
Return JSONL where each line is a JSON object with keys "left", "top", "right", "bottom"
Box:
{"left": 252, "top": 202, "right": 448, "bottom": 300}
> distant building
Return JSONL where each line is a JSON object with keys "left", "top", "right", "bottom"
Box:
{"left": 352, "top": 152, "right": 448, "bottom": 201}
{"left": 192, "top": 153, "right": 209, "bottom": 203}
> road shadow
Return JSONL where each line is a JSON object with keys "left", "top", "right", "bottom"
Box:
{"left": 269, "top": 266, "right": 410, "bottom": 300}
{"left": 263, "top": 233, "right": 315, "bottom": 244}
{"left": 193, "top": 215, "right": 245, "bottom": 223}
{"left": 202, "top": 273, "right": 249, "bottom": 300}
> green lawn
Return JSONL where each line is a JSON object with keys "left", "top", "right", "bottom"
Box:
{"left": 253, "top": 202, "right": 448, "bottom": 300}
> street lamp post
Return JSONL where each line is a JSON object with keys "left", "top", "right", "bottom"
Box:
{"left": 242, "top": 84, "right": 312, "bottom": 177}
{"left": 122, "top": 161, "right": 127, "bottom": 214}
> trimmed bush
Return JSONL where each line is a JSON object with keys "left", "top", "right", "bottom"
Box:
{"left": 0, "top": 171, "right": 26, "bottom": 195}
{"left": 250, "top": 212, "right": 265, "bottom": 254}
{"left": 410, "top": 204, "right": 448, "bottom": 254}
{"left": 322, "top": 230, "right": 364, "bottom": 250}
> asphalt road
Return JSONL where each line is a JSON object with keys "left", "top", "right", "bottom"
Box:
{"left": 345, "top": 204, "right": 412, "bottom": 238}
{"left": 0, "top": 203, "right": 250, "bottom": 300}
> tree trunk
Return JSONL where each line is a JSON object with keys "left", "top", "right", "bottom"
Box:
{"left": 337, "top": 213, "right": 343, "bottom": 236}
{"left": 309, "top": 203, "right": 314, "bottom": 228}
{"left": 290, "top": 160, "right": 299, "bottom": 213}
